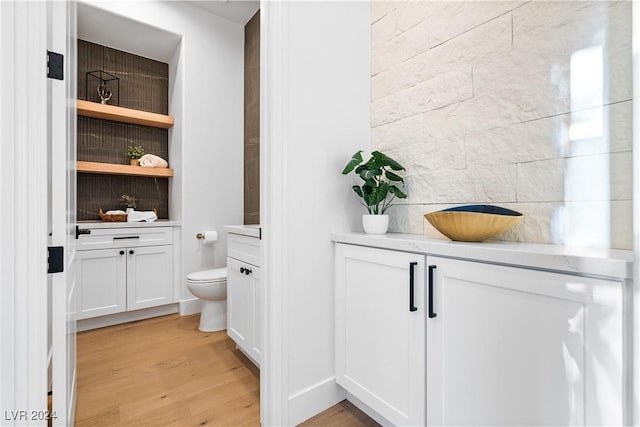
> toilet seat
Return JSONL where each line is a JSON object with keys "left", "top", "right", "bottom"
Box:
{"left": 187, "top": 267, "right": 227, "bottom": 283}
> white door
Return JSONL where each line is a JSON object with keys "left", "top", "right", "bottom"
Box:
{"left": 76, "top": 249, "right": 127, "bottom": 319}
{"left": 127, "top": 245, "right": 174, "bottom": 311}
{"left": 427, "top": 256, "right": 624, "bottom": 426}
{"left": 49, "top": 1, "right": 78, "bottom": 425}
{"left": 335, "top": 244, "right": 426, "bottom": 426}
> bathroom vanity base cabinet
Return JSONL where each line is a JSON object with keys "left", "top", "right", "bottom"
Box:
{"left": 227, "top": 256, "right": 261, "bottom": 365}
{"left": 335, "top": 243, "right": 426, "bottom": 427}
{"left": 77, "top": 248, "right": 127, "bottom": 319}
{"left": 426, "top": 256, "right": 624, "bottom": 426}
{"left": 76, "top": 227, "right": 175, "bottom": 320}
{"left": 76, "top": 242, "right": 174, "bottom": 320}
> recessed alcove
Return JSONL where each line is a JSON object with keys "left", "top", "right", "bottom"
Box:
{"left": 76, "top": 4, "right": 182, "bottom": 220}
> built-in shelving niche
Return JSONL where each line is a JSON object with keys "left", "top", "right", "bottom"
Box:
{"left": 77, "top": 39, "right": 171, "bottom": 221}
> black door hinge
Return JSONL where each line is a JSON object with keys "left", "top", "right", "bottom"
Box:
{"left": 48, "top": 246, "right": 64, "bottom": 274}
{"left": 47, "top": 51, "right": 63, "bottom": 80}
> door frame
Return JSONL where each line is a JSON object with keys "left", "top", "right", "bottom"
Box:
{"left": 0, "top": 0, "right": 50, "bottom": 421}
{"left": 259, "top": 1, "right": 290, "bottom": 425}
{"left": 632, "top": 2, "right": 640, "bottom": 424}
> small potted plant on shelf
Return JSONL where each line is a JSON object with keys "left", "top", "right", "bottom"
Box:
{"left": 120, "top": 194, "right": 138, "bottom": 214}
{"left": 342, "top": 150, "right": 407, "bottom": 234}
{"left": 125, "top": 145, "right": 145, "bottom": 166}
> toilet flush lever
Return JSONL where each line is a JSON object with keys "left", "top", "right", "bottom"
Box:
{"left": 240, "top": 267, "right": 252, "bottom": 275}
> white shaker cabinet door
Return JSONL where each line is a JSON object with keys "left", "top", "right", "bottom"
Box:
{"left": 76, "top": 248, "right": 127, "bottom": 319}
{"left": 335, "top": 243, "right": 426, "bottom": 427}
{"left": 427, "top": 256, "right": 624, "bottom": 426}
{"left": 227, "top": 257, "right": 253, "bottom": 353}
{"left": 126, "top": 245, "right": 174, "bottom": 311}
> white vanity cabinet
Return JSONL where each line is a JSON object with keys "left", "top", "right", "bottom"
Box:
{"left": 76, "top": 226, "right": 174, "bottom": 320}
{"left": 334, "top": 238, "right": 628, "bottom": 427}
{"left": 226, "top": 230, "right": 261, "bottom": 366}
{"left": 335, "top": 243, "right": 426, "bottom": 426}
{"left": 426, "top": 256, "right": 624, "bottom": 426}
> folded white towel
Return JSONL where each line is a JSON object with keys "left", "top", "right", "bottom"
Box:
{"left": 105, "top": 210, "right": 126, "bottom": 215}
{"left": 127, "top": 210, "right": 158, "bottom": 222}
{"left": 139, "top": 154, "right": 168, "bottom": 168}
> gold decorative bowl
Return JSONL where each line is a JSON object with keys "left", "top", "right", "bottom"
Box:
{"left": 424, "top": 205, "right": 522, "bottom": 242}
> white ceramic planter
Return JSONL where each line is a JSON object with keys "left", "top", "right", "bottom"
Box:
{"left": 362, "top": 214, "right": 389, "bottom": 234}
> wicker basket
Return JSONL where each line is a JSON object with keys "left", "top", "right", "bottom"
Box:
{"left": 99, "top": 208, "right": 127, "bottom": 222}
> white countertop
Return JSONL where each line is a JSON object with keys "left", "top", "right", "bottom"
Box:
{"left": 224, "top": 224, "right": 261, "bottom": 238}
{"left": 332, "top": 232, "right": 633, "bottom": 280}
{"left": 78, "top": 220, "right": 181, "bottom": 229}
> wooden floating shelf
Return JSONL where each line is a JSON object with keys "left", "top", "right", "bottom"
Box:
{"left": 77, "top": 161, "right": 174, "bottom": 178}
{"left": 77, "top": 100, "right": 174, "bottom": 129}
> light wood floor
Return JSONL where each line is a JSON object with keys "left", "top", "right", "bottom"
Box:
{"left": 76, "top": 314, "right": 378, "bottom": 426}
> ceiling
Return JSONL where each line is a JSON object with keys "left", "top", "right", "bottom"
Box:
{"left": 185, "top": 0, "right": 260, "bottom": 25}
{"left": 78, "top": 2, "right": 182, "bottom": 63}
{"left": 77, "top": 1, "right": 259, "bottom": 63}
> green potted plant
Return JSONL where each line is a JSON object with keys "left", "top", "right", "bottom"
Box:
{"left": 125, "top": 145, "right": 145, "bottom": 166}
{"left": 342, "top": 150, "right": 407, "bottom": 234}
{"left": 120, "top": 194, "right": 138, "bottom": 213}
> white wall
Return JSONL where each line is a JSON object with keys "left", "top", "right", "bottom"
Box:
{"left": 371, "top": 1, "right": 633, "bottom": 250}
{"left": 79, "top": 1, "right": 245, "bottom": 305}
{"left": 261, "top": 1, "right": 371, "bottom": 424}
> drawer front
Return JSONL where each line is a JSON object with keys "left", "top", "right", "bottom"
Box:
{"left": 77, "top": 227, "right": 173, "bottom": 250}
{"left": 228, "top": 233, "right": 260, "bottom": 266}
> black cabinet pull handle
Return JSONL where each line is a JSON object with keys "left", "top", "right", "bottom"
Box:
{"left": 428, "top": 265, "right": 437, "bottom": 318}
{"left": 119, "top": 250, "right": 125, "bottom": 255}
{"left": 245, "top": 268, "right": 252, "bottom": 275}
{"left": 114, "top": 236, "right": 140, "bottom": 240}
{"left": 409, "top": 261, "right": 418, "bottom": 312}
{"left": 75, "top": 225, "right": 91, "bottom": 239}
{"left": 129, "top": 250, "right": 134, "bottom": 255}
{"left": 240, "top": 267, "right": 246, "bottom": 274}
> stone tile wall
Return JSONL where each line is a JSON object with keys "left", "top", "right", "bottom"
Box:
{"left": 371, "top": 1, "right": 632, "bottom": 249}
{"left": 244, "top": 11, "right": 260, "bottom": 225}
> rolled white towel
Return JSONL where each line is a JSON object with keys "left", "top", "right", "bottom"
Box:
{"left": 127, "top": 210, "right": 158, "bottom": 222}
{"left": 139, "top": 154, "right": 168, "bottom": 168}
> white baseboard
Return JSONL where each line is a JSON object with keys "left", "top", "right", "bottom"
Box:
{"left": 288, "top": 377, "right": 346, "bottom": 425}
{"left": 179, "top": 298, "right": 201, "bottom": 316}
{"left": 77, "top": 304, "right": 179, "bottom": 332}
{"left": 346, "top": 392, "right": 392, "bottom": 426}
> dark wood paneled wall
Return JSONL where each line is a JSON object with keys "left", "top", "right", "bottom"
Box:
{"left": 78, "top": 117, "right": 168, "bottom": 165}
{"left": 78, "top": 175, "right": 169, "bottom": 220}
{"left": 244, "top": 11, "right": 260, "bottom": 225}
{"left": 78, "top": 40, "right": 168, "bottom": 114}
{"left": 77, "top": 40, "right": 170, "bottom": 220}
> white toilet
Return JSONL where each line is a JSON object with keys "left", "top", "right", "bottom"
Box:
{"left": 186, "top": 267, "right": 228, "bottom": 332}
